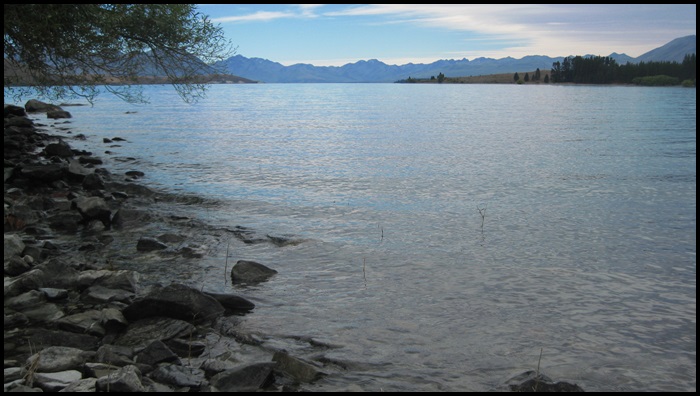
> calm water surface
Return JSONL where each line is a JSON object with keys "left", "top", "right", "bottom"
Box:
{"left": 17, "top": 84, "right": 696, "bottom": 391}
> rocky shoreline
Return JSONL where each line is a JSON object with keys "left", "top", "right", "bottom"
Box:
{"left": 4, "top": 101, "right": 335, "bottom": 392}
{"left": 5, "top": 100, "right": 585, "bottom": 392}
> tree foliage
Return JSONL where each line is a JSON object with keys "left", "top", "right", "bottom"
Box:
{"left": 550, "top": 53, "right": 696, "bottom": 85}
{"left": 4, "top": 4, "right": 235, "bottom": 103}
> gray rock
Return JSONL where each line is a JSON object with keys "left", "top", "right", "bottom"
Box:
{"left": 507, "top": 370, "right": 585, "bottom": 392}
{"left": 25, "top": 99, "right": 61, "bottom": 112}
{"left": 39, "top": 287, "right": 69, "bottom": 300}
{"left": 82, "top": 172, "right": 105, "bottom": 190}
{"left": 204, "top": 292, "right": 256, "bottom": 313}
{"left": 4, "top": 268, "right": 46, "bottom": 298}
{"left": 47, "top": 211, "right": 83, "bottom": 232}
{"left": 272, "top": 350, "right": 326, "bottom": 383}
{"left": 57, "top": 309, "right": 106, "bottom": 337}
{"left": 231, "top": 260, "right": 278, "bottom": 284}
{"left": 20, "top": 164, "right": 66, "bottom": 182}
{"left": 209, "top": 362, "right": 277, "bottom": 392}
{"left": 164, "top": 338, "right": 206, "bottom": 358}
{"left": 4, "top": 256, "right": 32, "bottom": 276}
{"left": 4, "top": 367, "right": 23, "bottom": 383}
{"left": 111, "top": 208, "right": 151, "bottom": 229}
{"left": 96, "top": 365, "right": 146, "bottom": 392}
{"left": 59, "top": 377, "right": 97, "bottom": 392}
{"left": 5, "top": 290, "right": 46, "bottom": 310}
{"left": 43, "top": 140, "right": 74, "bottom": 157}
{"left": 33, "top": 370, "right": 83, "bottom": 392}
{"left": 95, "top": 344, "right": 136, "bottom": 367}
{"left": 76, "top": 269, "right": 140, "bottom": 292}
{"left": 4, "top": 233, "right": 25, "bottom": 261}
{"left": 149, "top": 364, "right": 207, "bottom": 389}
{"left": 137, "top": 237, "right": 168, "bottom": 252}
{"left": 26, "top": 346, "right": 92, "bottom": 373}
{"left": 73, "top": 196, "right": 111, "bottom": 225}
{"left": 5, "top": 104, "right": 27, "bottom": 117}
{"left": 67, "top": 158, "right": 91, "bottom": 179}
{"left": 47, "top": 110, "right": 72, "bottom": 119}
{"left": 21, "top": 302, "right": 65, "bottom": 323}
{"left": 100, "top": 308, "right": 129, "bottom": 332}
{"left": 115, "top": 317, "right": 195, "bottom": 349}
{"left": 135, "top": 340, "right": 181, "bottom": 367}
{"left": 122, "top": 283, "right": 225, "bottom": 323}
{"left": 25, "top": 328, "right": 100, "bottom": 351}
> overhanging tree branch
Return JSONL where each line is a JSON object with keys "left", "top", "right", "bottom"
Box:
{"left": 4, "top": 4, "right": 235, "bottom": 104}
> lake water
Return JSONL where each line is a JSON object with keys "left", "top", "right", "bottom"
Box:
{"left": 11, "top": 83, "right": 696, "bottom": 391}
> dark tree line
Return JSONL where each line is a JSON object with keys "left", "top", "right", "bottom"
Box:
{"left": 550, "top": 54, "right": 696, "bottom": 85}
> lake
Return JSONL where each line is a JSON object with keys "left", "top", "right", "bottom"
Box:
{"left": 12, "top": 83, "right": 696, "bottom": 391}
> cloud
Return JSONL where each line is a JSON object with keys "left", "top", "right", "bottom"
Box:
{"left": 212, "top": 4, "right": 322, "bottom": 23}
{"left": 212, "top": 11, "right": 295, "bottom": 23}
{"left": 322, "top": 4, "right": 696, "bottom": 58}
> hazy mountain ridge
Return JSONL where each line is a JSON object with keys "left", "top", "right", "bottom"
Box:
{"left": 216, "top": 35, "right": 696, "bottom": 83}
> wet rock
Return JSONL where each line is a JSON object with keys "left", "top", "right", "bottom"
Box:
{"left": 43, "top": 139, "right": 73, "bottom": 157}
{"left": 5, "top": 103, "right": 27, "bottom": 117}
{"left": 126, "top": 170, "right": 145, "bottom": 178}
{"left": 111, "top": 208, "right": 151, "bottom": 229}
{"left": 209, "top": 362, "right": 277, "bottom": 392}
{"left": 272, "top": 350, "right": 326, "bottom": 383}
{"left": 122, "top": 283, "right": 225, "bottom": 324}
{"left": 67, "top": 158, "right": 91, "bottom": 180}
{"left": 73, "top": 196, "right": 111, "bottom": 226}
{"left": 137, "top": 236, "right": 168, "bottom": 252}
{"left": 231, "top": 260, "right": 278, "bottom": 284}
{"left": 82, "top": 172, "right": 105, "bottom": 190}
{"left": 204, "top": 291, "right": 256, "bottom": 314}
{"left": 507, "top": 370, "right": 584, "bottom": 392}
{"left": 47, "top": 110, "right": 72, "bottom": 119}
{"left": 81, "top": 284, "right": 135, "bottom": 304}
{"left": 149, "top": 363, "right": 207, "bottom": 390}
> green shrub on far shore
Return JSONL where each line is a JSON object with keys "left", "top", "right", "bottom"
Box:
{"left": 632, "top": 75, "right": 680, "bottom": 86}
{"left": 681, "top": 79, "right": 696, "bottom": 87}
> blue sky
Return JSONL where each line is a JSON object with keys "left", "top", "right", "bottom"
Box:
{"left": 196, "top": 4, "right": 696, "bottom": 66}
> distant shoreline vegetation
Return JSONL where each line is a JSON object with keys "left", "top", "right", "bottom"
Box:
{"left": 397, "top": 54, "right": 696, "bottom": 87}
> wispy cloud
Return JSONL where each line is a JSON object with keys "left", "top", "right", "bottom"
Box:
{"left": 322, "top": 4, "right": 695, "bottom": 58}
{"left": 212, "top": 4, "right": 322, "bottom": 23}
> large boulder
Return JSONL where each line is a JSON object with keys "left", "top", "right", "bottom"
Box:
{"left": 231, "top": 260, "right": 277, "bottom": 284}
{"left": 25, "top": 99, "right": 62, "bottom": 113}
{"left": 122, "top": 283, "right": 225, "bottom": 323}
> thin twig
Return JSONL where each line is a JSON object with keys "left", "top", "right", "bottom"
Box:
{"left": 534, "top": 347, "right": 543, "bottom": 391}
{"left": 224, "top": 239, "right": 230, "bottom": 286}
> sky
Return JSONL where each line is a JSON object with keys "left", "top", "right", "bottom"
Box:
{"left": 196, "top": 4, "right": 696, "bottom": 67}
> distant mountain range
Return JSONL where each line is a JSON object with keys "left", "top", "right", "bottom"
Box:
{"left": 215, "top": 35, "right": 696, "bottom": 83}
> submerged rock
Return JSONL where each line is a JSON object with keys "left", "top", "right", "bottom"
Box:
{"left": 507, "top": 370, "right": 584, "bottom": 392}
{"left": 231, "top": 260, "right": 278, "bottom": 284}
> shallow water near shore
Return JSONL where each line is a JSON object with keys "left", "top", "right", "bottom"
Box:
{"left": 10, "top": 83, "right": 696, "bottom": 391}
